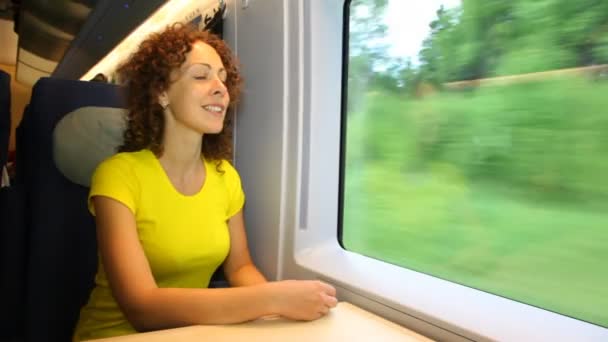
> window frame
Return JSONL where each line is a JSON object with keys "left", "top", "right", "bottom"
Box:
{"left": 281, "top": 0, "right": 608, "bottom": 340}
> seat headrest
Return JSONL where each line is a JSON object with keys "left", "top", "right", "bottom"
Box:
{"left": 53, "top": 106, "right": 127, "bottom": 187}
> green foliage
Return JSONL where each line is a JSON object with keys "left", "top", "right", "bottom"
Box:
{"left": 342, "top": 77, "right": 608, "bottom": 328}
{"left": 347, "top": 77, "right": 608, "bottom": 201}
{"left": 594, "top": 34, "right": 608, "bottom": 63}
{"left": 349, "top": 0, "right": 608, "bottom": 90}
{"left": 494, "top": 43, "right": 577, "bottom": 76}
{"left": 344, "top": 0, "right": 608, "bottom": 328}
{"left": 357, "top": 92, "right": 411, "bottom": 164}
{"left": 425, "top": 0, "right": 608, "bottom": 82}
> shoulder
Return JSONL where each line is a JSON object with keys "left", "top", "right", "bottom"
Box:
{"left": 92, "top": 150, "right": 155, "bottom": 184}
{"left": 221, "top": 159, "right": 239, "bottom": 176}
{"left": 89, "top": 151, "right": 151, "bottom": 215}
{"left": 206, "top": 158, "right": 237, "bottom": 175}
{"left": 207, "top": 159, "right": 245, "bottom": 212}
{"left": 96, "top": 150, "right": 151, "bottom": 171}
{"left": 206, "top": 159, "right": 241, "bottom": 184}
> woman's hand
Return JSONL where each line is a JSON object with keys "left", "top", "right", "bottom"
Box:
{"left": 269, "top": 280, "right": 338, "bottom": 321}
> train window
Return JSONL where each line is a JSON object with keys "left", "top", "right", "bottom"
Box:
{"left": 341, "top": 0, "right": 608, "bottom": 328}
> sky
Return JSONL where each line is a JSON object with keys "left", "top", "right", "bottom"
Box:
{"left": 384, "top": 0, "right": 461, "bottom": 64}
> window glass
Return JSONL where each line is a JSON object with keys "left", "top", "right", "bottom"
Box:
{"left": 342, "top": 0, "right": 608, "bottom": 327}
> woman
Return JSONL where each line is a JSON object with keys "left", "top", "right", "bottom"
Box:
{"left": 73, "top": 23, "right": 337, "bottom": 341}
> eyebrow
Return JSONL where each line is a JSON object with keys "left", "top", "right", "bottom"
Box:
{"left": 186, "top": 63, "right": 226, "bottom": 74}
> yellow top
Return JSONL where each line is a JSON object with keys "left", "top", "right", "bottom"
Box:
{"left": 73, "top": 149, "right": 245, "bottom": 341}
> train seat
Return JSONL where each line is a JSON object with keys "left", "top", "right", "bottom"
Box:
{"left": 18, "top": 77, "right": 126, "bottom": 342}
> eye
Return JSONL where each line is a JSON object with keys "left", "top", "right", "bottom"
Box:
{"left": 219, "top": 71, "right": 228, "bottom": 83}
{"left": 194, "top": 74, "right": 208, "bottom": 80}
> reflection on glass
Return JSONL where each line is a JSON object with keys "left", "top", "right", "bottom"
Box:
{"left": 343, "top": 0, "right": 608, "bottom": 328}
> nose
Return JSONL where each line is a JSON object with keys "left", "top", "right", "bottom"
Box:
{"left": 210, "top": 76, "right": 228, "bottom": 97}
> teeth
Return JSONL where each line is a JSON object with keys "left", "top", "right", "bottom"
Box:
{"left": 203, "top": 105, "right": 222, "bottom": 112}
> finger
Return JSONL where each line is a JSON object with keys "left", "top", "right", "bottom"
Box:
{"left": 318, "top": 281, "right": 337, "bottom": 296}
{"left": 321, "top": 292, "right": 338, "bottom": 307}
{"left": 319, "top": 305, "right": 329, "bottom": 315}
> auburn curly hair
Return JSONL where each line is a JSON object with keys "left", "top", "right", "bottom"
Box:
{"left": 116, "top": 23, "right": 243, "bottom": 166}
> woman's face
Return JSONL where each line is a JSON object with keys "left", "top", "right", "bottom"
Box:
{"left": 160, "top": 40, "right": 230, "bottom": 135}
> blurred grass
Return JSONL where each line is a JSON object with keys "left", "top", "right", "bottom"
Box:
{"left": 342, "top": 76, "right": 608, "bottom": 327}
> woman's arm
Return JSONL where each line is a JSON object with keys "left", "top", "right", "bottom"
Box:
{"left": 95, "top": 196, "right": 337, "bottom": 332}
{"left": 222, "top": 210, "right": 267, "bottom": 287}
{"left": 220, "top": 210, "right": 339, "bottom": 320}
{"left": 94, "top": 196, "right": 278, "bottom": 330}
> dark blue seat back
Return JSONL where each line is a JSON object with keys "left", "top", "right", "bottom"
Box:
{"left": 0, "top": 183, "right": 26, "bottom": 341}
{"left": 0, "top": 69, "right": 23, "bottom": 342}
{"left": 20, "top": 77, "right": 125, "bottom": 342}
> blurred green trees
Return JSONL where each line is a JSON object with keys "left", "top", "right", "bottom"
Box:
{"left": 344, "top": 0, "right": 608, "bottom": 328}
{"left": 350, "top": 0, "right": 608, "bottom": 89}
{"left": 347, "top": 0, "right": 608, "bottom": 201}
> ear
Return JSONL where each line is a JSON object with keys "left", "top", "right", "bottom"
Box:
{"left": 158, "top": 92, "right": 169, "bottom": 108}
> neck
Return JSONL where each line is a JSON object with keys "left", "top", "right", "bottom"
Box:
{"left": 159, "top": 117, "right": 204, "bottom": 176}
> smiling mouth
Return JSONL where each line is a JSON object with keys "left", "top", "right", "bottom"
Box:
{"left": 203, "top": 105, "right": 225, "bottom": 113}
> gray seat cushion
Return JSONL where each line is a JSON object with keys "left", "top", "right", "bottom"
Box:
{"left": 53, "top": 106, "right": 127, "bottom": 187}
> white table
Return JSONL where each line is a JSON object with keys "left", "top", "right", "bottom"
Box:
{"left": 87, "top": 302, "right": 434, "bottom": 341}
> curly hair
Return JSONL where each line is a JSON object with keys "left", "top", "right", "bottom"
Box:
{"left": 116, "top": 23, "right": 243, "bottom": 167}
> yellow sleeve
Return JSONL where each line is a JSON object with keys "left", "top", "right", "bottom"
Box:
{"left": 88, "top": 154, "right": 140, "bottom": 216}
{"left": 222, "top": 160, "right": 245, "bottom": 219}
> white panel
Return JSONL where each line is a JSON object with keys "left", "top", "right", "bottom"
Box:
{"left": 232, "top": 0, "right": 286, "bottom": 280}
{"left": 18, "top": 48, "right": 58, "bottom": 73}
{"left": 15, "top": 61, "right": 51, "bottom": 87}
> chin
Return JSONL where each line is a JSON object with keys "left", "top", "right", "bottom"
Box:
{"left": 204, "top": 126, "right": 224, "bottom": 135}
